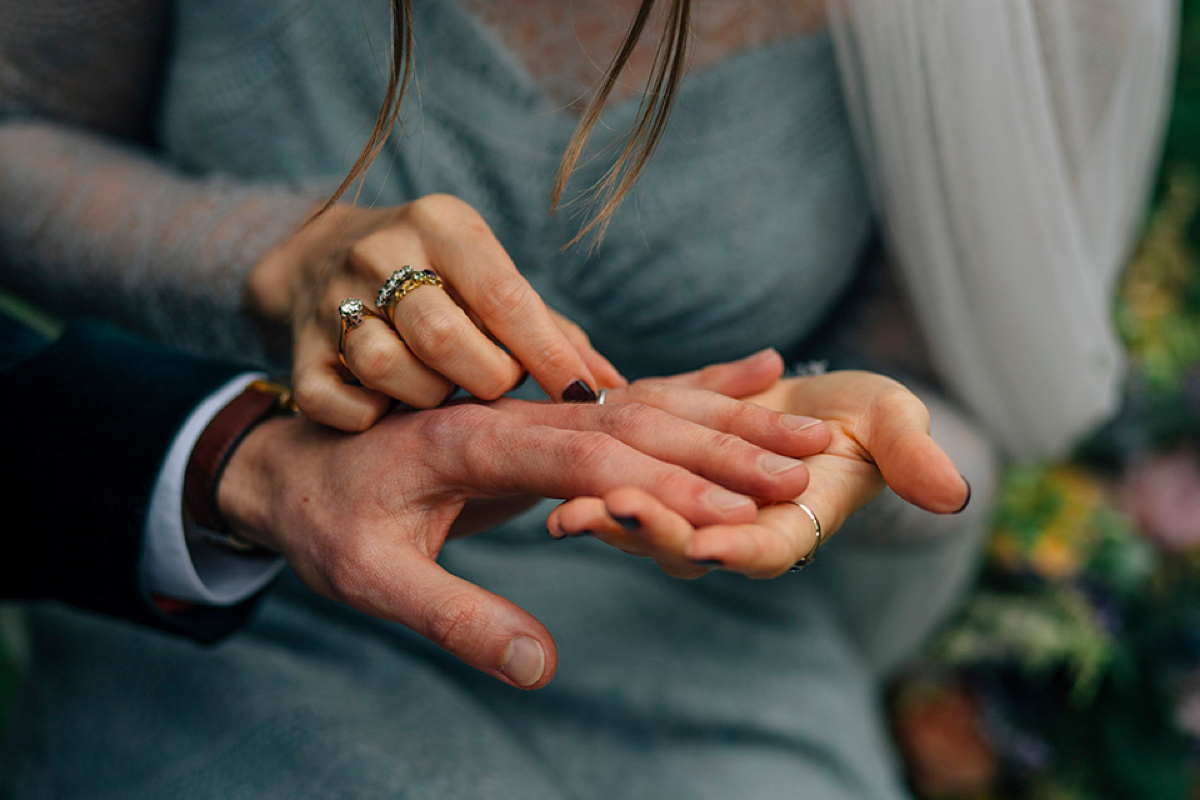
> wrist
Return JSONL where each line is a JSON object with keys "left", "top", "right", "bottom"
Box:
{"left": 216, "top": 413, "right": 298, "bottom": 554}
{"left": 185, "top": 379, "right": 296, "bottom": 554}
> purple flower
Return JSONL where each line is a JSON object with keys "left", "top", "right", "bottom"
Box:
{"left": 1117, "top": 446, "right": 1200, "bottom": 552}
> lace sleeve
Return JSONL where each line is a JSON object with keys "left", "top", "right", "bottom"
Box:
{"left": 829, "top": 0, "right": 1178, "bottom": 460}
{"left": 0, "top": 0, "right": 322, "bottom": 363}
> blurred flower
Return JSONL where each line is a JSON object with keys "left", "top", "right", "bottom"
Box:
{"left": 989, "top": 466, "right": 1112, "bottom": 582}
{"left": 892, "top": 680, "right": 998, "bottom": 799}
{"left": 1175, "top": 670, "right": 1200, "bottom": 740}
{"left": 1118, "top": 446, "right": 1200, "bottom": 553}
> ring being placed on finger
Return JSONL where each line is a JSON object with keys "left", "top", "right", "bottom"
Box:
{"left": 337, "top": 297, "right": 368, "bottom": 364}
{"left": 376, "top": 267, "right": 444, "bottom": 321}
{"left": 785, "top": 501, "right": 823, "bottom": 572}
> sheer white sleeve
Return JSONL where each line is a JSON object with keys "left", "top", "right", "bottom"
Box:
{"left": 828, "top": 0, "right": 1179, "bottom": 460}
{"left": 0, "top": 1, "right": 321, "bottom": 362}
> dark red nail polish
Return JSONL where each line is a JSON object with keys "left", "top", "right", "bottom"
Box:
{"left": 612, "top": 515, "right": 639, "bottom": 531}
{"left": 562, "top": 380, "right": 597, "bottom": 404}
{"left": 954, "top": 477, "right": 972, "bottom": 514}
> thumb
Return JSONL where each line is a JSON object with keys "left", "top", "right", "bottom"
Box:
{"left": 862, "top": 389, "right": 969, "bottom": 515}
{"left": 351, "top": 548, "right": 558, "bottom": 689}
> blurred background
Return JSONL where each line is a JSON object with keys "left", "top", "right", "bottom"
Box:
{"left": 887, "top": 4, "right": 1200, "bottom": 798}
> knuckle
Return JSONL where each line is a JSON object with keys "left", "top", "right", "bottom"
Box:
{"left": 626, "top": 380, "right": 669, "bottom": 406}
{"left": 350, "top": 337, "right": 403, "bottom": 384}
{"left": 406, "top": 305, "right": 465, "bottom": 362}
{"left": 422, "top": 403, "right": 495, "bottom": 445}
{"left": 322, "top": 538, "right": 377, "bottom": 605}
{"left": 649, "top": 467, "right": 706, "bottom": 509}
{"left": 408, "top": 193, "right": 477, "bottom": 231}
{"left": 293, "top": 373, "right": 337, "bottom": 420}
{"left": 562, "top": 430, "right": 621, "bottom": 468}
{"left": 405, "top": 380, "right": 456, "bottom": 409}
{"left": 532, "top": 337, "right": 577, "bottom": 376}
{"left": 604, "top": 401, "right": 658, "bottom": 434}
{"left": 471, "top": 364, "right": 520, "bottom": 401}
{"left": 346, "top": 238, "right": 379, "bottom": 273}
{"left": 477, "top": 272, "right": 534, "bottom": 315}
{"left": 424, "top": 592, "right": 483, "bottom": 654}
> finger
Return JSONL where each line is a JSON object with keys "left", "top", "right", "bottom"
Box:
{"left": 604, "top": 488, "right": 712, "bottom": 578}
{"left": 385, "top": 274, "right": 526, "bottom": 401}
{"left": 860, "top": 388, "right": 970, "bottom": 514}
{"left": 340, "top": 312, "right": 457, "bottom": 408}
{"left": 682, "top": 501, "right": 822, "bottom": 579}
{"left": 339, "top": 544, "right": 557, "bottom": 689}
{"left": 415, "top": 198, "right": 600, "bottom": 402}
{"left": 548, "top": 497, "right": 655, "bottom": 557}
{"left": 549, "top": 492, "right": 709, "bottom": 579}
{"left": 292, "top": 326, "right": 392, "bottom": 431}
{"left": 429, "top": 404, "right": 759, "bottom": 526}
{"left": 528, "top": 400, "right": 813, "bottom": 505}
{"left": 550, "top": 309, "right": 627, "bottom": 389}
{"left": 653, "top": 348, "right": 785, "bottom": 398}
{"left": 605, "top": 380, "right": 831, "bottom": 459}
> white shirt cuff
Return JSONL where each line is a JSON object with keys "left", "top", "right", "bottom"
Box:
{"left": 141, "top": 372, "right": 284, "bottom": 606}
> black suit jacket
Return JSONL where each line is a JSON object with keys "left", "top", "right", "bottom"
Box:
{"left": 0, "top": 309, "right": 265, "bottom": 642}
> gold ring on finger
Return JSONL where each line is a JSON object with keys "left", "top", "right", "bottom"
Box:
{"left": 337, "top": 297, "right": 369, "bottom": 366}
{"left": 376, "top": 267, "right": 444, "bottom": 323}
{"left": 784, "top": 501, "right": 822, "bottom": 572}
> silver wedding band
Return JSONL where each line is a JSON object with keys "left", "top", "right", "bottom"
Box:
{"left": 596, "top": 389, "right": 607, "bottom": 406}
{"left": 786, "top": 501, "right": 822, "bottom": 572}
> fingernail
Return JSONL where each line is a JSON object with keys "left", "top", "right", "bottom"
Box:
{"left": 707, "top": 488, "right": 756, "bottom": 512}
{"left": 561, "top": 380, "right": 597, "bottom": 404}
{"left": 954, "top": 476, "right": 972, "bottom": 514}
{"left": 759, "top": 453, "right": 805, "bottom": 476}
{"left": 743, "top": 348, "right": 778, "bottom": 363}
{"left": 500, "top": 636, "right": 545, "bottom": 687}
{"left": 782, "top": 414, "right": 823, "bottom": 431}
{"left": 612, "top": 515, "right": 639, "bottom": 531}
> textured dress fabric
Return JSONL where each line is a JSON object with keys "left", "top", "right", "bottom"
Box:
{"left": 0, "top": 1, "right": 994, "bottom": 797}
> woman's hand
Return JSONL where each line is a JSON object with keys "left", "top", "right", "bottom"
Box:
{"left": 547, "top": 369, "right": 971, "bottom": 579}
{"left": 218, "top": 355, "right": 829, "bottom": 688}
{"left": 248, "top": 194, "right": 625, "bottom": 431}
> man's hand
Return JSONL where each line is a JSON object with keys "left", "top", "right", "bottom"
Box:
{"left": 215, "top": 351, "right": 829, "bottom": 689}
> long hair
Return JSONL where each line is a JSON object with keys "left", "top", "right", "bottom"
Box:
{"left": 323, "top": 0, "right": 692, "bottom": 245}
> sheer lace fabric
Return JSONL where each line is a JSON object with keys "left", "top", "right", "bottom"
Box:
{"left": 0, "top": 0, "right": 319, "bottom": 361}
{"left": 829, "top": 0, "right": 1178, "bottom": 459}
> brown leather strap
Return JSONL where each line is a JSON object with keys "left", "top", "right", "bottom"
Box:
{"left": 184, "top": 379, "right": 294, "bottom": 549}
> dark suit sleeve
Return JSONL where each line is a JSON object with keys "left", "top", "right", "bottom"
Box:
{"left": 0, "top": 311, "right": 268, "bottom": 643}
